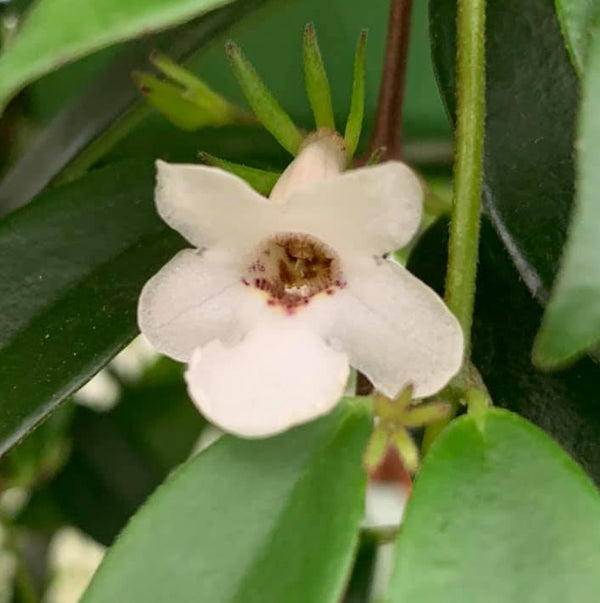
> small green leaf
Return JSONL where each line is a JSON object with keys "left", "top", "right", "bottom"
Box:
{"left": 226, "top": 40, "right": 303, "bottom": 155}
{"left": 344, "top": 30, "right": 367, "bottom": 162}
{"left": 0, "top": 160, "right": 184, "bottom": 456}
{"left": 302, "top": 23, "right": 335, "bottom": 130}
{"left": 388, "top": 409, "right": 600, "bottom": 603}
{"left": 534, "top": 25, "right": 600, "bottom": 368}
{"left": 555, "top": 0, "right": 600, "bottom": 75}
{"left": 199, "top": 152, "right": 280, "bottom": 195}
{"left": 0, "top": 0, "right": 240, "bottom": 114}
{"left": 81, "top": 401, "right": 370, "bottom": 603}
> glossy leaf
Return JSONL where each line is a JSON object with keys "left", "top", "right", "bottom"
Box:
{"left": 81, "top": 401, "right": 370, "bottom": 603}
{"left": 534, "top": 26, "right": 600, "bottom": 367}
{"left": 430, "top": 0, "right": 579, "bottom": 301}
{"left": 0, "top": 160, "right": 184, "bottom": 456}
{"left": 388, "top": 409, "right": 600, "bottom": 603}
{"left": 555, "top": 0, "right": 600, "bottom": 74}
{"left": 0, "top": 0, "right": 269, "bottom": 216}
{"left": 0, "top": 0, "right": 241, "bottom": 113}
{"left": 408, "top": 219, "right": 600, "bottom": 485}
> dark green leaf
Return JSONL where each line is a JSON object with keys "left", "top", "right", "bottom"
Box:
{"left": 80, "top": 401, "right": 370, "bottom": 603}
{"left": 0, "top": 0, "right": 270, "bottom": 216}
{"left": 555, "top": 0, "right": 600, "bottom": 74}
{"left": 430, "top": 0, "right": 579, "bottom": 301}
{"left": 0, "top": 160, "right": 184, "bottom": 455}
{"left": 388, "top": 409, "right": 600, "bottom": 603}
{"left": 0, "top": 0, "right": 241, "bottom": 112}
{"left": 408, "top": 219, "right": 600, "bottom": 485}
{"left": 534, "top": 25, "right": 600, "bottom": 367}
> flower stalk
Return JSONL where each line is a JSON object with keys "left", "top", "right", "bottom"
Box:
{"left": 444, "top": 0, "right": 486, "bottom": 354}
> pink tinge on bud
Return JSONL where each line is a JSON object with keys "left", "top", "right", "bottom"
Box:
{"left": 269, "top": 130, "right": 346, "bottom": 204}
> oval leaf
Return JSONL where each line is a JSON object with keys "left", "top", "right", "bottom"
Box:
{"left": 0, "top": 0, "right": 239, "bottom": 113}
{"left": 534, "top": 25, "right": 600, "bottom": 367}
{"left": 0, "top": 160, "right": 184, "bottom": 456}
{"left": 388, "top": 408, "right": 600, "bottom": 603}
{"left": 81, "top": 402, "right": 370, "bottom": 603}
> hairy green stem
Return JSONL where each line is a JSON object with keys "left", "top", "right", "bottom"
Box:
{"left": 445, "top": 0, "right": 486, "bottom": 356}
{"left": 423, "top": 0, "right": 486, "bottom": 448}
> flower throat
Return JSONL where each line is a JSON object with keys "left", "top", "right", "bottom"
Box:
{"left": 243, "top": 233, "right": 345, "bottom": 311}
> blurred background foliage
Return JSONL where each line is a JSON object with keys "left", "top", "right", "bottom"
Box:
{"left": 0, "top": 1, "right": 451, "bottom": 600}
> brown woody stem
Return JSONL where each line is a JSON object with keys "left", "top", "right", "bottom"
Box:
{"left": 366, "top": 0, "right": 414, "bottom": 161}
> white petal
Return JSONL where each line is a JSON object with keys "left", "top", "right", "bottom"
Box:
{"left": 155, "top": 160, "right": 274, "bottom": 250}
{"left": 327, "top": 258, "right": 463, "bottom": 398}
{"left": 269, "top": 132, "right": 345, "bottom": 204}
{"left": 281, "top": 162, "right": 423, "bottom": 255}
{"left": 185, "top": 320, "right": 349, "bottom": 437}
{"left": 138, "top": 248, "right": 257, "bottom": 362}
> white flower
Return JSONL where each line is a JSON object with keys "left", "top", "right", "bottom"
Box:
{"left": 138, "top": 131, "right": 463, "bottom": 438}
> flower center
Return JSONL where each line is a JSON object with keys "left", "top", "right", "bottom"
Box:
{"left": 243, "top": 233, "right": 345, "bottom": 310}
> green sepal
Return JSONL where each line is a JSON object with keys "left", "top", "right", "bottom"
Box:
{"left": 226, "top": 40, "right": 304, "bottom": 155}
{"left": 302, "top": 23, "right": 335, "bottom": 130}
{"left": 362, "top": 425, "right": 389, "bottom": 471}
{"left": 199, "top": 152, "right": 280, "bottom": 196}
{"left": 134, "top": 53, "right": 252, "bottom": 131}
{"left": 366, "top": 146, "right": 386, "bottom": 165}
{"left": 392, "top": 428, "right": 419, "bottom": 474}
{"left": 344, "top": 30, "right": 368, "bottom": 163}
